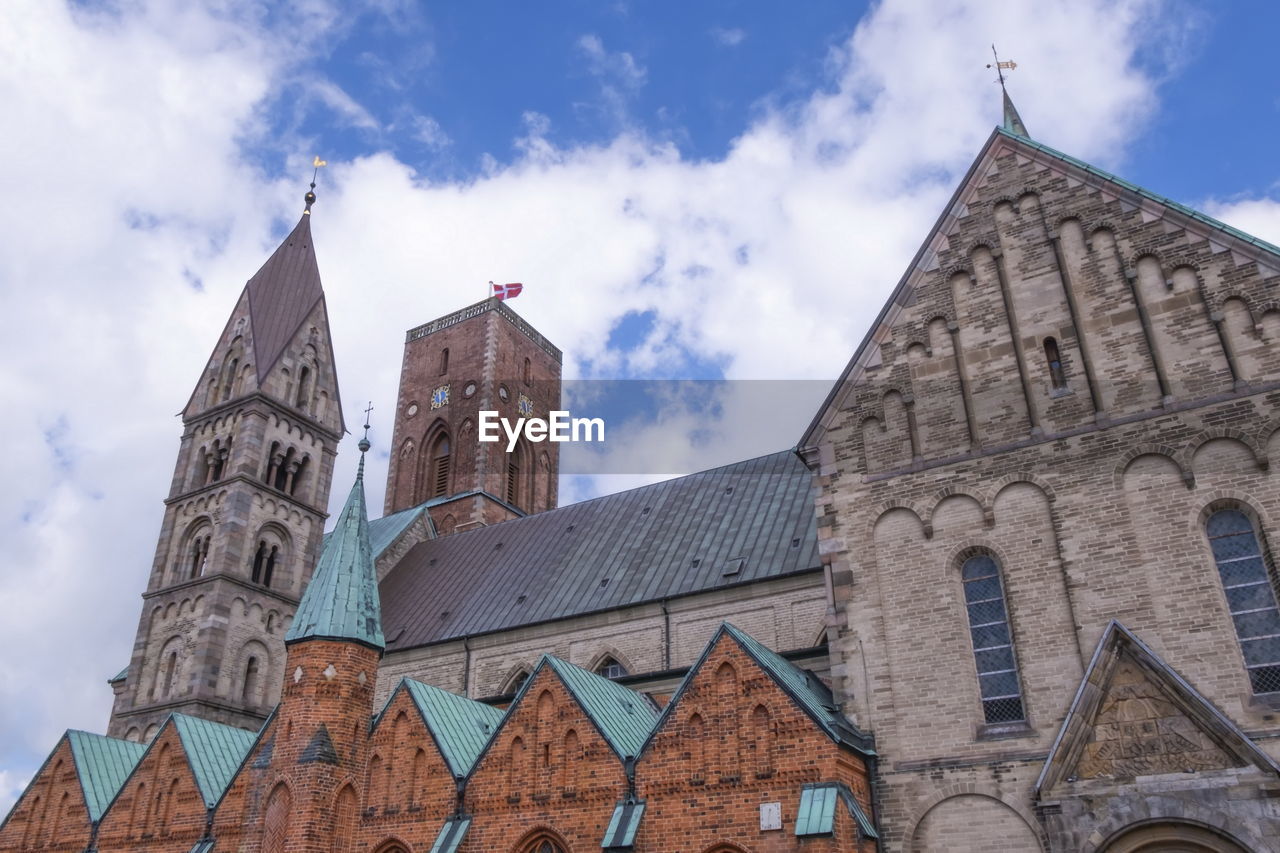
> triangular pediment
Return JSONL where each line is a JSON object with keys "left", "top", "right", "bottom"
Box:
{"left": 800, "top": 124, "right": 1280, "bottom": 452}
{"left": 1036, "top": 621, "right": 1279, "bottom": 794}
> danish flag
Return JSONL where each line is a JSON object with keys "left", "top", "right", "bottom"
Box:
{"left": 490, "top": 281, "right": 524, "bottom": 301}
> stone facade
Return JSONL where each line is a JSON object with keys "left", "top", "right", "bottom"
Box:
{"left": 802, "top": 124, "right": 1280, "bottom": 850}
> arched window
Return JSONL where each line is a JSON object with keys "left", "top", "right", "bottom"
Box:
{"left": 516, "top": 830, "right": 568, "bottom": 853}
{"left": 332, "top": 785, "right": 358, "bottom": 853}
{"left": 962, "top": 554, "right": 1026, "bottom": 724}
{"left": 219, "top": 357, "right": 239, "bottom": 403}
{"left": 241, "top": 656, "right": 260, "bottom": 704}
{"left": 263, "top": 545, "right": 278, "bottom": 588}
{"left": 251, "top": 542, "right": 267, "bottom": 584}
{"left": 523, "top": 357, "right": 532, "bottom": 385}
{"left": 188, "top": 531, "right": 211, "bottom": 579}
{"left": 1044, "top": 337, "right": 1067, "bottom": 391}
{"left": 506, "top": 454, "right": 521, "bottom": 507}
{"left": 439, "top": 347, "right": 449, "bottom": 375}
{"left": 750, "top": 704, "right": 774, "bottom": 776}
{"left": 595, "top": 656, "right": 628, "bottom": 680}
{"left": 504, "top": 667, "right": 531, "bottom": 694}
{"left": 1207, "top": 508, "right": 1280, "bottom": 694}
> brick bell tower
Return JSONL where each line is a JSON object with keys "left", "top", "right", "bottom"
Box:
{"left": 108, "top": 187, "right": 344, "bottom": 740}
{"left": 262, "top": 438, "right": 383, "bottom": 853}
{"left": 383, "top": 297, "right": 561, "bottom": 533}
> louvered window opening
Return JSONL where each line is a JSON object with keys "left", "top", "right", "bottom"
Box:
{"left": 963, "top": 555, "right": 1025, "bottom": 724}
{"left": 432, "top": 455, "right": 450, "bottom": 498}
{"left": 1208, "top": 509, "right": 1280, "bottom": 694}
{"left": 507, "top": 462, "right": 519, "bottom": 505}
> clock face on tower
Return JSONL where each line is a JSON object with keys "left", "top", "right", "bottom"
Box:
{"left": 431, "top": 385, "right": 449, "bottom": 409}
{"left": 518, "top": 394, "right": 533, "bottom": 416}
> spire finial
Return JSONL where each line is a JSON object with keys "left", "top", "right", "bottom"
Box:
{"left": 305, "top": 156, "right": 326, "bottom": 213}
{"left": 987, "top": 45, "right": 1029, "bottom": 137}
{"left": 357, "top": 401, "right": 373, "bottom": 479}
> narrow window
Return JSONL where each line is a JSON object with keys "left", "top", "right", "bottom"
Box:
{"left": 220, "top": 358, "right": 239, "bottom": 402}
{"left": 263, "top": 546, "right": 278, "bottom": 589}
{"left": 523, "top": 357, "right": 532, "bottom": 385}
{"left": 1208, "top": 509, "right": 1280, "bottom": 694}
{"left": 296, "top": 366, "right": 311, "bottom": 409}
{"left": 430, "top": 436, "right": 451, "bottom": 498}
{"left": 595, "top": 656, "right": 628, "bottom": 679}
{"left": 506, "top": 459, "right": 520, "bottom": 506}
{"left": 251, "top": 541, "right": 266, "bottom": 584}
{"left": 439, "top": 347, "right": 449, "bottom": 375}
{"left": 962, "top": 554, "right": 1026, "bottom": 724}
{"left": 1044, "top": 337, "right": 1067, "bottom": 390}
{"left": 162, "top": 651, "right": 178, "bottom": 698}
{"left": 242, "top": 656, "right": 260, "bottom": 704}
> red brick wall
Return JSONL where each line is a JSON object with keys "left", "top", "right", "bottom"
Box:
{"left": 96, "top": 725, "right": 209, "bottom": 852}
{"left": 634, "top": 638, "right": 875, "bottom": 853}
{"left": 462, "top": 668, "right": 630, "bottom": 851}
{"left": 0, "top": 739, "right": 91, "bottom": 853}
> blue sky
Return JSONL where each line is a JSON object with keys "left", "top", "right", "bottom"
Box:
{"left": 3, "top": 0, "right": 1280, "bottom": 818}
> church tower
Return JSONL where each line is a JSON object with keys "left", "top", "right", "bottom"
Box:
{"left": 384, "top": 297, "right": 561, "bottom": 533}
{"left": 108, "top": 189, "right": 345, "bottom": 740}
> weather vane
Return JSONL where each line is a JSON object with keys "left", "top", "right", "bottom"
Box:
{"left": 987, "top": 44, "right": 1017, "bottom": 89}
{"left": 311, "top": 155, "right": 327, "bottom": 189}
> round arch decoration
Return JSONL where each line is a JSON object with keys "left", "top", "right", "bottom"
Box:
{"left": 699, "top": 844, "right": 751, "bottom": 853}
{"left": 371, "top": 838, "right": 413, "bottom": 853}
{"left": 902, "top": 787, "right": 1044, "bottom": 853}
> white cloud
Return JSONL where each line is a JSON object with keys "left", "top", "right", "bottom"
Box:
{"left": 710, "top": 26, "right": 746, "bottom": 47}
{"left": 0, "top": 0, "right": 1208, "bottom": 817}
{"left": 1203, "top": 197, "right": 1280, "bottom": 248}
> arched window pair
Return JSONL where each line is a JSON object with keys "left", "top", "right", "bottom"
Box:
{"left": 251, "top": 541, "right": 279, "bottom": 587}
{"left": 185, "top": 531, "right": 211, "bottom": 580}
{"left": 1207, "top": 508, "right": 1280, "bottom": 694}
{"left": 265, "top": 443, "right": 309, "bottom": 498}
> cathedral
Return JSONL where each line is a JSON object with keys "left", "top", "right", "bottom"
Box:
{"left": 5, "top": 95, "right": 1280, "bottom": 851}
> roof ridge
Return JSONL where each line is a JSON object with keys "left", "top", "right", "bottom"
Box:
{"left": 545, "top": 655, "right": 658, "bottom": 760}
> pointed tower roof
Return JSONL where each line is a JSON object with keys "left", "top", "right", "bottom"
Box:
{"left": 245, "top": 193, "right": 326, "bottom": 382}
{"left": 1002, "top": 88, "right": 1029, "bottom": 137}
{"left": 285, "top": 445, "right": 385, "bottom": 651}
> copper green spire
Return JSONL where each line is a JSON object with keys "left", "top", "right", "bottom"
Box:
{"left": 285, "top": 425, "right": 384, "bottom": 651}
{"left": 1002, "top": 88, "right": 1029, "bottom": 138}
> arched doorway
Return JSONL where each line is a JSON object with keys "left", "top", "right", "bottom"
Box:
{"left": 1103, "top": 821, "right": 1249, "bottom": 853}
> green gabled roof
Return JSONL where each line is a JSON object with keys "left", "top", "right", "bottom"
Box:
{"left": 723, "top": 624, "right": 873, "bottom": 754}
{"left": 544, "top": 656, "right": 658, "bottom": 760}
{"left": 995, "top": 126, "right": 1280, "bottom": 258}
{"left": 171, "top": 714, "right": 257, "bottom": 808}
{"left": 286, "top": 462, "right": 385, "bottom": 650}
{"left": 66, "top": 730, "right": 147, "bottom": 823}
{"left": 329, "top": 501, "right": 431, "bottom": 560}
{"left": 107, "top": 665, "right": 128, "bottom": 684}
{"left": 400, "top": 679, "right": 505, "bottom": 777}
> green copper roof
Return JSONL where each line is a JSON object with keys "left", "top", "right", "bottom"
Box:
{"left": 327, "top": 501, "right": 430, "bottom": 559}
{"left": 603, "top": 799, "right": 645, "bottom": 849}
{"left": 400, "top": 679, "right": 505, "bottom": 777}
{"left": 286, "top": 461, "right": 385, "bottom": 650}
{"left": 996, "top": 126, "right": 1280, "bottom": 258}
{"left": 107, "top": 665, "right": 128, "bottom": 684}
{"left": 1001, "top": 89, "right": 1029, "bottom": 137}
{"left": 171, "top": 714, "right": 257, "bottom": 808}
{"left": 66, "top": 730, "right": 147, "bottom": 823}
{"left": 722, "top": 623, "right": 874, "bottom": 755}
{"left": 794, "top": 782, "right": 878, "bottom": 839}
{"left": 544, "top": 656, "right": 658, "bottom": 760}
{"left": 428, "top": 816, "right": 471, "bottom": 853}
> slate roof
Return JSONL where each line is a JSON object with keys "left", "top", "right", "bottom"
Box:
{"left": 544, "top": 656, "right": 659, "bottom": 760}
{"left": 379, "top": 450, "right": 820, "bottom": 649}
{"left": 288, "top": 462, "right": 385, "bottom": 649}
{"left": 65, "top": 730, "right": 147, "bottom": 823}
{"left": 244, "top": 207, "right": 325, "bottom": 381}
{"left": 398, "top": 679, "right": 505, "bottom": 777}
{"left": 170, "top": 714, "right": 258, "bottom": 808}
